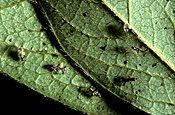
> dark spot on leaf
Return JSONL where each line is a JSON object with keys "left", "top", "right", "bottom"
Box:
{"left": 152, "top": 63, "right": 157, "bottom": 67}
{"left": 82, "top": 12, "right": 87, "bottom": 17}
{"left": 16, "top": 3, "right": 20, "bottom": 6}
{"left": 52, "top": 54, "right": 58, "bottom": 57}
{"left": 155, "top": 22, "right": 158, "bottom": 24}
{"left": 167, "top": 0, "right": 169, "bottom": 1}
{"left": 135, "top": 91, "right": 138, "bottom": 94}
{"left": 31, "top": 47, "right": 34, "bottom": 50}
{"left": 58, "top": 96, "right": 61, "bottom": 101}
{"left": 124, "top": 60, "right": 127, "bottom": 64}
{"left": 168, "top": 103, "right": 173, "bottom": 106}
{"left": 9, "top": 39, "right": 13, "bottom": 42}
{"left": 173, "top": 9, "right": 175, "bottom": 13}
{"left": 161, "top": 83, "right": 164, "bottom": 86}
{"left": 28, "top": 29, "right": 32, "bottom": 32}
{"left": 63, "top": 4, "right": 66, "bottom": 8}
{"left": 139, "top": 64, "right": 141, "bottom": 66}
{"left": 107, "top": 25, "right": 122, "bottom": 37}
{"left": 42, "top": 88, "right": 46, "bottom": 91}
{"left": 18, "top": 76, "right": 21, "bottom": 79}
{"left": 100, "top": 46, "right": 106, "bottom": 51}
{"left": 164, "top": 27, "right": 167, "bottom": 29}
{"left": 42, "top": 42, "right": 46, "bottom": 45}
{"left": 138, "top": 89, "right": 141, "bottom": 92}
{"left": 8, "top": 51, "right": 20, "bottom": 61}
{"left": 143, "top": 53, "right": 146, "bottom": 56}
{"left": 97, "top": 106, "right": 100, "bottom": 110}
{"left": 102, "top": 106, "right": 105, "bottom": 110}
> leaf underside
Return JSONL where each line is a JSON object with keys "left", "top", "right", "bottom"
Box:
{"left": 0, "top": 1, "right": 123, "bottom": 115}
{"left": 0, "top": 0, "right": 175, "bottom": 115}
{"left": 103, "top": 0, "right": 175, "bottom": 72}
{"left": 39, "top": 0, "right": 175, "bottom": 114}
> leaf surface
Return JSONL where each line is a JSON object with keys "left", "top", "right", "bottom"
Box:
{"left": 39, "top": 0, "right": 175, "bottom": 114}
{"left": 0, "top": 1, "right": 125, "bottom": 114}
{"left": 102, "top": 0, "right": 175, "bottom": 71}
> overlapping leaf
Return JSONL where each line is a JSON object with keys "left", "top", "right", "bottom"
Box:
{"left": 39, "top": 0, "right": 175, "bottom": 114}
{"left": 103, "top": 0, "right": 175, "bottom": 71}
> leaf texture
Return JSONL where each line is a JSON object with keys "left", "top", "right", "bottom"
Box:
{"left": 103, "top": 0, "right": 175, "bottom": 72}
{"left": 0, "top": 1, "right": 125, "bottom": 114}
{"left": 39, "top": 0, "right": 175, "bottom": 114}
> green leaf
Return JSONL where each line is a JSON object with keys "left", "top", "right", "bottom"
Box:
{"left": 0, "top": 1, "right": 127, "bottom": 114}
{"left": 102, "top": 0, "right": 175, "bottom": 71}
{"left": 38, "top": 0, "right": 175, "bottom": 114}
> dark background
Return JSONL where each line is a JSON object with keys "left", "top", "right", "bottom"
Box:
{"left": 0, "top": 73, "right": 149, "bottom": 115}
{"left": 0, "top": 73, "right": 83, "bottom": 115}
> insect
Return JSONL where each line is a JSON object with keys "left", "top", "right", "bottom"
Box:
{"left": 18, "top": 44, "right": 26, "bottom": 61}
{"left": 123, "top": 24, "right": 131, "bottom": 32}
{"left": 89, "top": 87, "right": 101, "bottom": 98}
{"left": 123, "top": 24, "right": 138, "bottom": 36}
{"left": 131, "top": 29, "right": 138, "bottom": 36}
{"left": 131, "top": 46, "right": 147, "bottom": 53}
{"left": 51, "top": 63, "right": 67, "bottom": 74}
{"left": 82, "top": 12, "right": 87, "bottom": 17}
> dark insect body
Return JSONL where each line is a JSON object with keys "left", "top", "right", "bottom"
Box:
{"left": 51, "top": 64, "right": 67, "bottom": 74}
{"left": 131, "top": 46, "right": 147, "bottom": 53}
{"left": 123, "top": 24, "right": 138, "bottom": 36}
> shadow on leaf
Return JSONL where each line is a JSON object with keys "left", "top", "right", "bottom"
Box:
{"left": 43, "top": 64, "right": 53, "bottom": 72}
{"left": 78, "top": 87, "right": 93, "bottom": 98}
{"left": 8, "top": 51, "right": 20, "bottom": 61}
{"left": 32, "top": 1, "right": 149, "bottom": 115}
{"left": 106, "top": 25, "right": 122, "bottom": 37}
{"left": 6, "top": 47, "right": 20, "bottom": 61}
